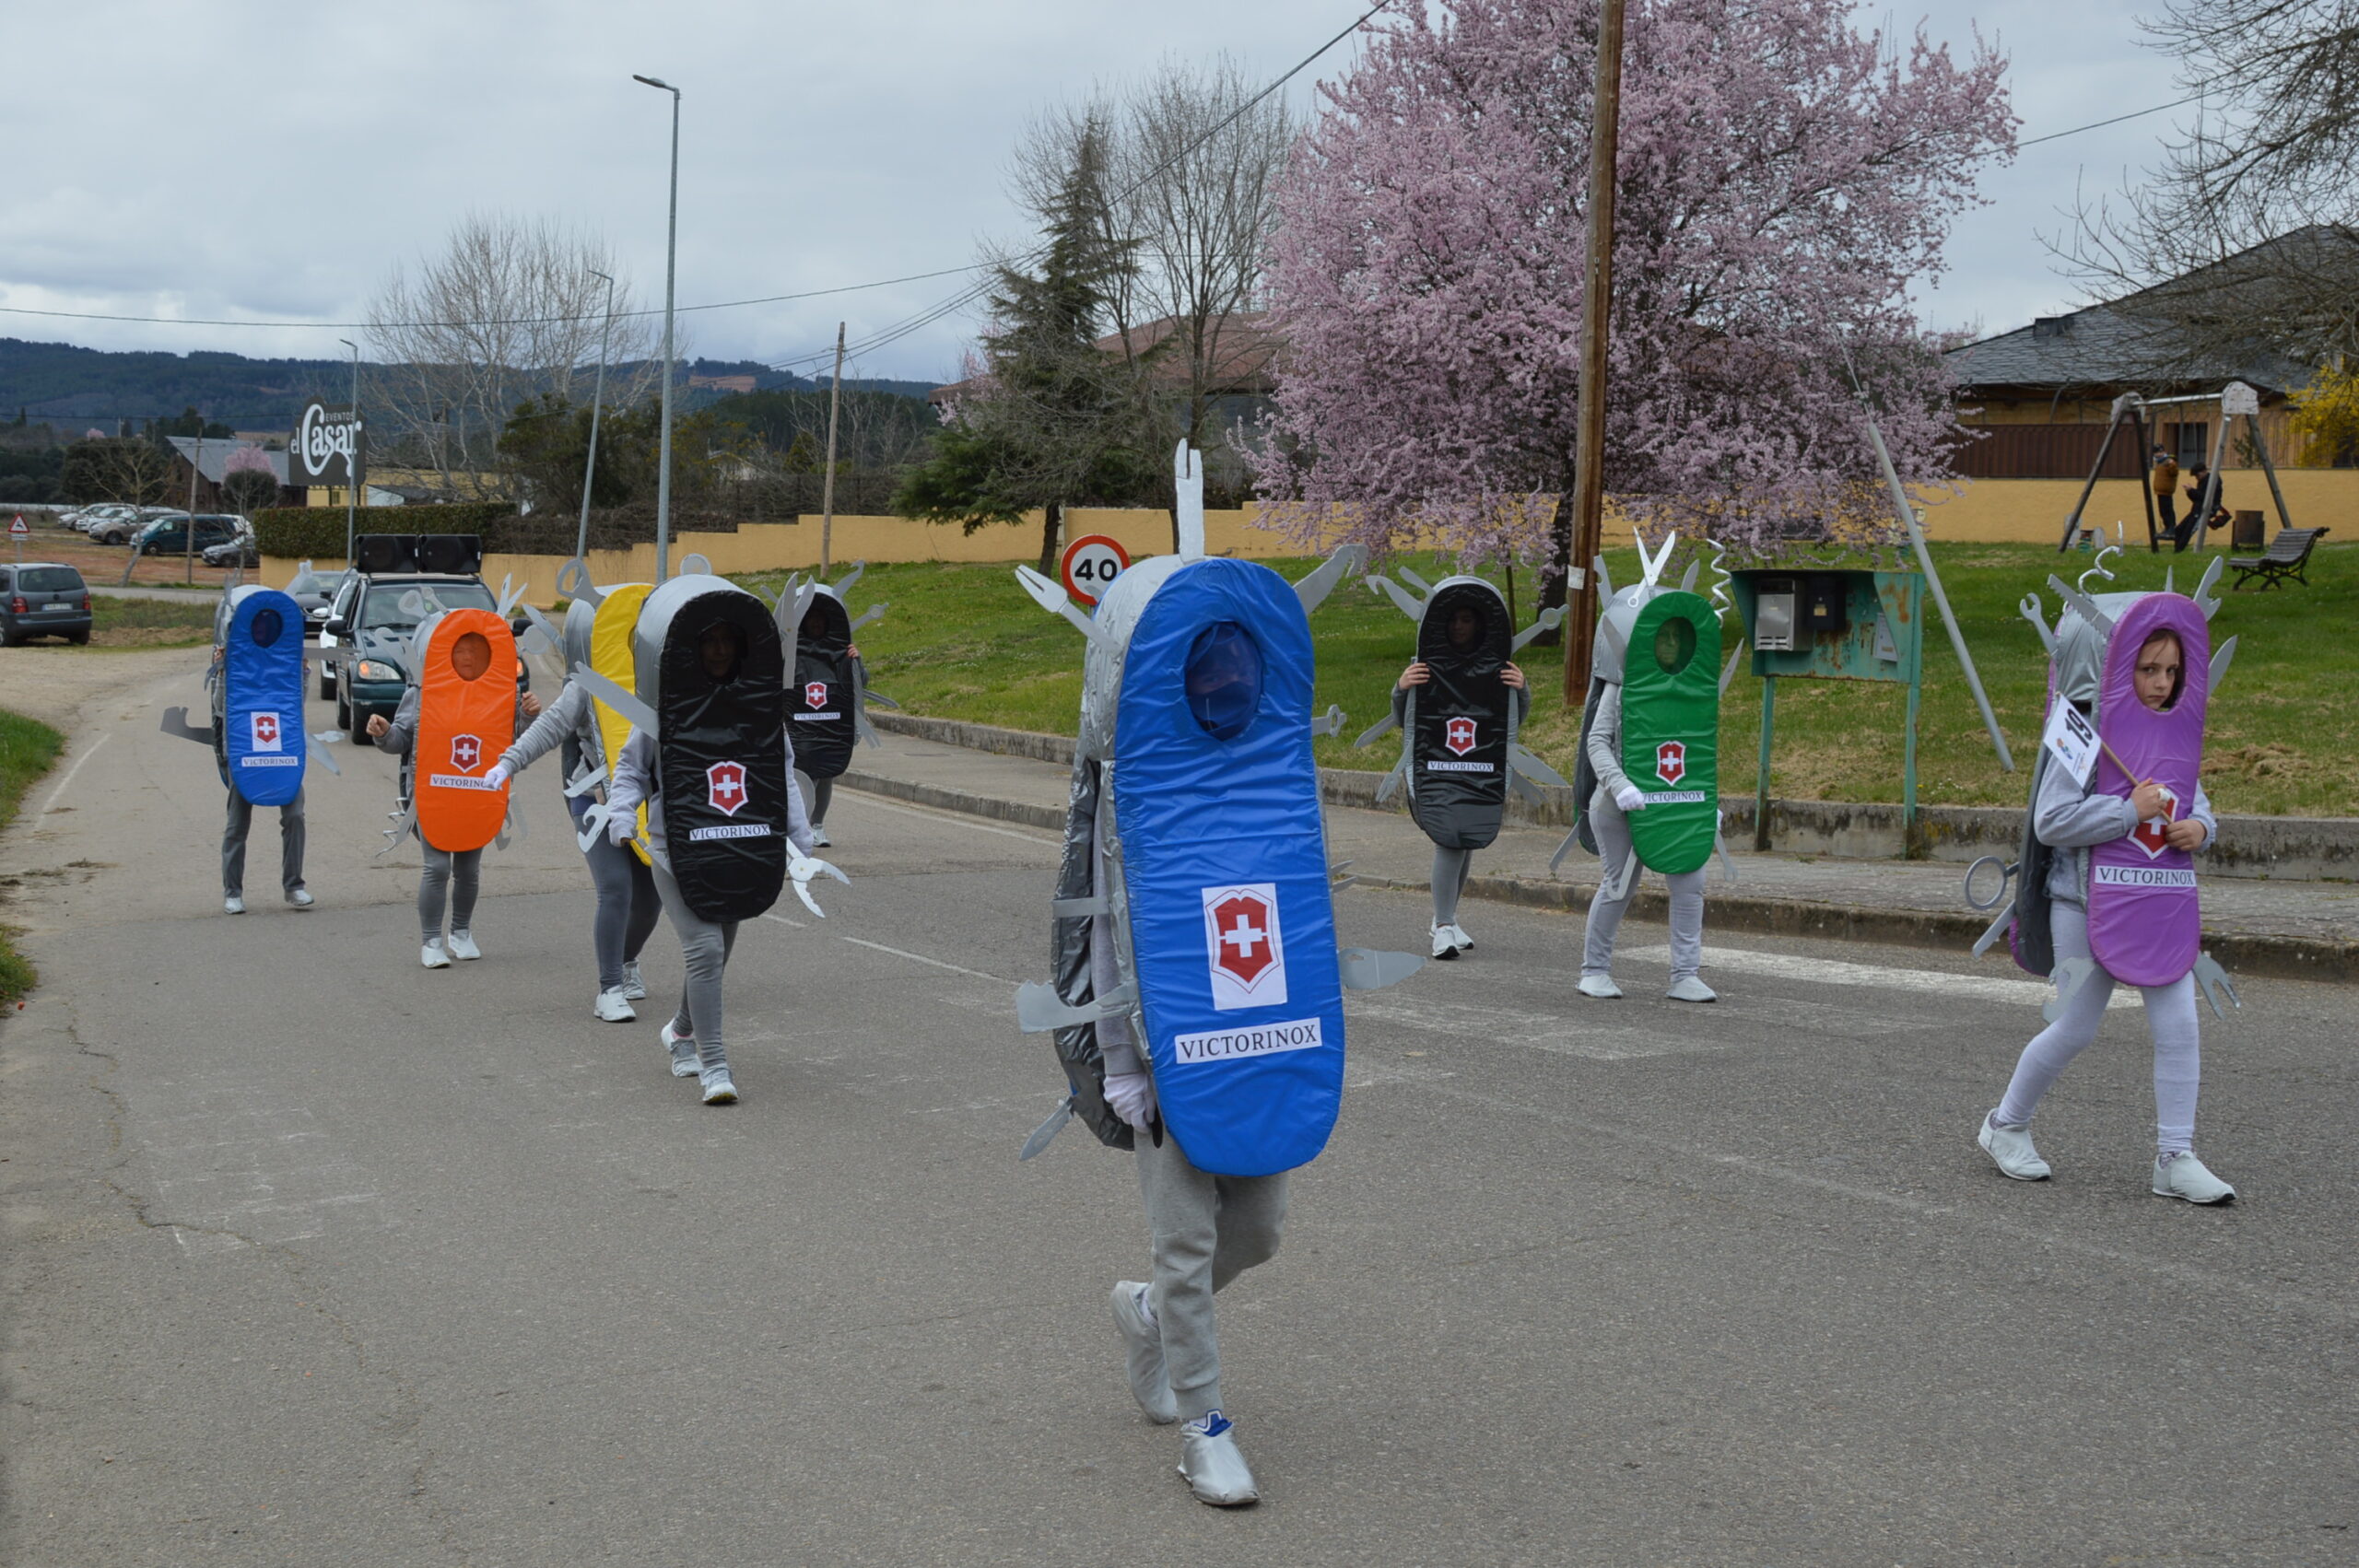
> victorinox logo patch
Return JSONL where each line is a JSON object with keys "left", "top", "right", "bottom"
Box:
{"left": 707, "top": 761, "right": 749, "bottom": 817}
{"left": 1445, "top": 716, "right": 1477, "bottom": 756}
{"left": 1202, "top": 883, "right": 1287, "bottom": 1012}
{"left": 1655, "top": 741, "right": 1687, "bottom": 787}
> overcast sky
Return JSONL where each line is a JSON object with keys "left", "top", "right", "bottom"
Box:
{"left": 0, "top": 0, "right": 2189, "bottom": 382}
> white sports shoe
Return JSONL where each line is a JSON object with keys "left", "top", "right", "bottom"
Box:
{"left": 446, "top": 930, "right": 482, "bottom": 961}
{"left": 1577, "top": 974, "right": 1623, "bottom": 1000}
{"left": 619, "top": 960, "right": 648, "bottom": 1001}
{"left": 1978, "top": 1113, "right": 2051, "bottom": 1181}
{"left": 1178, "top": 1411, "right": 1259, "bottom": 1506}
{"left": 420, "top": 939, "right": 451, "bottom": 970}
{"left": 1110, "top": 1281, "right": 1178, "bottom": 1424}
{"left": 659, "top": 1022, "right": 699, "bottom": 1078}
{"left": 2153, "top": 1151, "right": 2236, "bottom": 1204}
{"left": 1443, "top": 922, "right": 1473, "bottom": 953}
{"left": 593, "top": 988, "right": 637, "bottom": 1023}
{"left": 811, "top": 825, "right": 832, "bottom": 848}
{"left": 1665, "top": 976, "right": 1718, "bottom": 1003}
{"left": 223, "top": 895, "right": 245, "bottom": 916}
{"left": 1430, "top": 924, "right": 1460, "bottom": 961}
{"left": 285, "top": 888, "right": 314, "bottom": 908}
{"left": 699, "top": 1066, "right": 738, "bottom": 1106}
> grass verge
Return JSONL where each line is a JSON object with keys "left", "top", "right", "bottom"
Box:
{"left": 745, "top": 538, "right": 2359, "bottom": 818}
{"left": 0, "top": 708, "right": 67, "bottom": 1004}
{"left": 89, "top": 594, "right": 217, "bottom": 648}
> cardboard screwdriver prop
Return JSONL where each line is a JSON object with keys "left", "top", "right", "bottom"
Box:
{"left": 1961, "top": 555, "right": 2242, "bottom": 1020}
{"left": 1009, "top": 441, "right": 1419, "bottom": 1177}
{"left": 1354, "top": 571, "right": 1568, "bottom": 848}
{"left": 160, "top": 583, "right": 340, "bottom": 791}
{"left": 770, "top": 560, "right": 895, "bottom": 784}
{"left": 1552, "top": 530, "right": 1740, "bottom": 896}
{"left": 567, "top": 572, "right": 849, "bottom": 920}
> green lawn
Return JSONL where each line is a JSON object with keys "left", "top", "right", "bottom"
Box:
{"left": 740, "top": 538, "right": 2359, "bottom": 819}
{"left": 89, "top": 594, "right": 217, "bottom": 647}
{"left": 0, "top": 708, "right": 66, "bottom": 1003}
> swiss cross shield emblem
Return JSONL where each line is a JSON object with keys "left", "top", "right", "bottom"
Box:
{"left": 707, "top": 761, "right": 749, "bottom": 817}
{"left": 1445, "top": 716, "right": 1477, "bottom": 755}
{"left": 1208, "top": 890, "right": 1276, "bottom": 986}
{"left": 804, "top": 681, "right": 828, "bottom": 709}
{"left": 450, "top": 733, "right": 482, "bottom": 772}
{"left": 250, "top": 710, "right": 281, "bottom": 751}
{"left": 2131, "top": 783, "right": 2179, "bottom": 858}
{"left": 1655, "top": 741, "right": 1687, "bottom": 787}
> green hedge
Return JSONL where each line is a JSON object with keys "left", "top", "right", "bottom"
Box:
{"left": 252, "top": 502, "right": 518, "bottom": 562}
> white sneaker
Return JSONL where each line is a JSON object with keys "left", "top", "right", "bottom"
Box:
{"left": 811, "top": 825, "right": 831, "bottom": 848}
{"left": 2153, "top": 1151, "right": 2236, "bottom": 1204}
{"left": 1430, "top": 924, "right": 1459, "bottom": 961}
{"left": 446, "top": 930, "right": 482, "bottom": 961}
{"left": 593, "top": 988, "right": 637, "bottom": 1023}
{"left": 1110, "top": 1281, "right": 1178, "bottom": 1424}
{"left": 699, "top": 1066, "right": 739, "bottom": 1106}
{"left": 421, "top": 939, "right": 450, "bottom": 969}
{"left": 1666, "top": 976, "right": 1718, "bottom": 1003}
{"left": 1577, "top": 974, "right": 1623, "bottom": 1000}
{"left": 1444, "top": 922, "right": 1473, "bottom": 953}
{"left": 223, "top": 895, "right": 245, "bottom": 916}
{"left": 1177, "top": 1411, "right": 1259, "bottom": 1506}
{"left": 1978, "top": 1113, "right": 2051, "bottom": 1181}
{"left": 659, "top": 1022, "right": 699, "bottom": 1078}
{"left": 285, "top": 888, "right": 314, "bottom": 908}
{"left": 619, "top": 960, "right": 648, "bottom": 1001}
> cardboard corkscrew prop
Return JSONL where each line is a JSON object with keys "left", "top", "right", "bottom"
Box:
{"left": 1963, "top": 556, "right": 2242, "bottom": 1020}
{"left": 776, "top": 560, "right": 897, "bottom": 783}
{"left": 1353, "top": 572, "right": 1568, "bottom": 850}
{"left": 1008, "top": 441, "right": 1418, "bottom": 1177}
{"left": 161, "top": 583, "right": 341, "bottom": 793}
{"left": 1552, "top": 530, "right": 1738, "bottom": 895}
{"left": 568, "top": 572, "right": 848, "bottom": 920}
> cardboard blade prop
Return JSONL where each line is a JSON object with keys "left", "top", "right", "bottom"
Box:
{"left": 1619, "top": 591, "right": 1720, "bottom": 875}
{"left": 413, "top": 609, "right": 517, "bottom": 853}
{"left": 215, "top": 586, "right": 308, "bottom": 805}
{"left": 2085, "top": 593, "right": 2208, "bottom": 989}
{"left": 635, "top": 575, "right": 789, "bottom": 922}
{"left": 1403, "top": 579, "right": 1516, "bottom": 852}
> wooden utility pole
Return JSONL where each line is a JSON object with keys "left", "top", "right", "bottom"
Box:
{"left": 1561, "top": 0, "right": 1627, "bottom": 706}
{"left": 818, "top": 322, "right": 846, "bottom": 577}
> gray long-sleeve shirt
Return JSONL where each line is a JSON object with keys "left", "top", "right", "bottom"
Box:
{"left": 1584, "top": 683, "right": 1632, "bottom": 798}
{"left": 2036, "top": 751, "right": 2215, "bottom": 907}
{"left": 499, "top": 680, "right": 601, "bottom": 782}
{"left": 605, "top": 727, "right": 815, "bottom": 861}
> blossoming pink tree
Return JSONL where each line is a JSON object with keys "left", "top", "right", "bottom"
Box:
{"left": 1253, "top": 0, "right": 2015, "bottom": 576}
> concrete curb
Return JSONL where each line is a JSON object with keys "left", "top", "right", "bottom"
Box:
{"left": 838, "top": 766, "right": 2357, "bottom": 985}
{"left": 868, "top": 711, "right": 2359, "bottom": 881}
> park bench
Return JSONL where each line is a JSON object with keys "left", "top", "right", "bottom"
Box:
{"left": 2230, "top": 525, "right": 2331, "bottom": 591}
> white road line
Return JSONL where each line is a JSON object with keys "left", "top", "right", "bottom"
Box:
{"left": 38, "top": 731, "right": 111, "bottom": 815}
{"left": 1346, "top": 990, "right": 1726, "bottom": 1061}
{"left": 759, "top": 911, "right": 808, "bottom": 929}
{"left": 839, "top": 935, "right": 1013, "bottom": 986}
{"left": 836, "top": 789, "right": 1061, "bottom": 846}
{"left": 1624, "top": 943, "right": 2136, "bottom": 1010}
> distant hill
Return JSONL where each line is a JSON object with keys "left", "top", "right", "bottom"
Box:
{"left": 0, "top": 339, "right": 942, "bottom": 435}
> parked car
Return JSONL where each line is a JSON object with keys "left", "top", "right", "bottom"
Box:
{"left": 324, "top": 570, "right": 511, "bottom": 738}
{"left": 0, "top": 562, "right": 94, "bottom": 646}
{"left": 201, "top": 534, "right": 261, "bottom": 568}
{"left": 84, "top": 506, "right": 148, "bottom": 544}
{"left": 134, "top": 513, "right": 244, "bottom": 557}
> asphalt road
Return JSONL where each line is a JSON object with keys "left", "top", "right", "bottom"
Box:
{"left": 4, "top": 654, "right": 2354, "bottom": 1566}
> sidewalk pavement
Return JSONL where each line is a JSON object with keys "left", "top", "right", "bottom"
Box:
{"left": 839, "top": 725, "right": 2359, "bottom": 985}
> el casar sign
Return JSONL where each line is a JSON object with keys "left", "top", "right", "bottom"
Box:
{"left": 291, "top": 403, "right": 364, "bottom": 486}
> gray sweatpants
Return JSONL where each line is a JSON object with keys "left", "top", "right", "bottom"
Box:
{"left": 222, "top": 788, "right": 306, "bottom": 897}
{"left": 651, "top": 859, "right": 740, "bottom": 1074}
{"left": 418, "top": 844, "right": 482, "bottom": 942}
{"left": 1137, "top": 1131, "right": 1288, "bottom": 1422}
{"left": 806, "top": 775, "right": 833, "bottom": 826}
{"left": 1582, "top": 791, "right": 1705, "bottom": 981}
{"left": 581, "top": 827, "right": 661, "bottom": 990}
{"left": 1432, "top": 845, "right": 1473, "bottom": 925}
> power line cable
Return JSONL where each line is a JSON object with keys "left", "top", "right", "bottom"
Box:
{"left": 2016, "top": 90, "right": 2207, "bottom": 148}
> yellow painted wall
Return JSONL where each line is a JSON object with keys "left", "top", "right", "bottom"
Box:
{"left": 1916, "top": 467, "right": 2357, "bottom": 545}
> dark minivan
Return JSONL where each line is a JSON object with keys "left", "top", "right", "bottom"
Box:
{"left": 0, "top": 563, "right": 94, "bottom": 645}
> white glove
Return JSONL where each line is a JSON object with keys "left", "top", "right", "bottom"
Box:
{"left": 1614, "top": 784, "right": 1645, "bottom": 812}
{"left": 1103, "top": 1071, "right": 1157, "bottom": 1130}
{"left": 607, "top": 808, "right": 636, "bottom": 847}
{"left": 482, "top": 761, "right": 511, "bottom": 790}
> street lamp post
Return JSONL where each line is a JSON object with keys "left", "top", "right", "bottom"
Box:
{"left": 577, "top": 269, "right": 615, "bottom": 564}
{"left": 337, "top": 337, "right": 360, "bottom": 567}
{"left": 633, "top": 73, "right": 681, "bottom": 582}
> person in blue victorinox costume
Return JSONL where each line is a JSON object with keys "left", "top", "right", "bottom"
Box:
{"left": 1012, "top": 445, "right": 1418, "bottom": 1506}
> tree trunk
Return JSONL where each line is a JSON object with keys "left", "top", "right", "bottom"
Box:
{"left": 1039, "top": 500, "right": 1062, "bottom": 577}
{"left": 1531, "top": 482, "right": 1575, "bottom": 645}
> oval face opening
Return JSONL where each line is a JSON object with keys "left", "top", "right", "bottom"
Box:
{"left": 451, "top": 631, "right": 494, "bottom": 683}
{"left": 1652, "top": 616, "right": 1696, "bottom": 677}
{"left": 1184, "top": 621, "right": 1263, "bottom": 742}
{"left": 250, "top": 607, "right": 285, "bottom": 649}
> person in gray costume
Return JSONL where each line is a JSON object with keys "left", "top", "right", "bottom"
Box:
{"left": 481, "top": 602, "right": 662, "bottom": 1022}
{"left": 1579, "top": 679, "right": 1710, "bottom": 1000}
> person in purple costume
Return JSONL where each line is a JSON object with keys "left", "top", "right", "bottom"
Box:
{"left": 1978, "top": 592, "right": 2237, "bottom": 1204}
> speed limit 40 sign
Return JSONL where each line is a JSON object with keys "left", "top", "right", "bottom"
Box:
{"left": 1060, "top": 533, "right": 1131, "bottom": 607}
